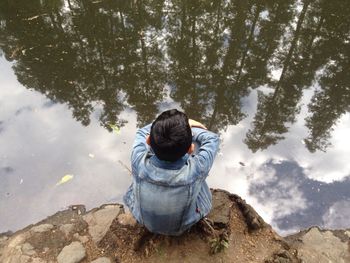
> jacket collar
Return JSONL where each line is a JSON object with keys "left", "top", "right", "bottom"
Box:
{"left": 150, "top": 154, "right": 189, "bottom": 170}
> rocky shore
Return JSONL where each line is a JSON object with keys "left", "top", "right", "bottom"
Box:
{"left": 1, "top": 189, "right": 349, "bottom": 263}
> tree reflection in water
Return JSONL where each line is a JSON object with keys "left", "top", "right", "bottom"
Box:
{"left": 0, "top": 0, "right": 349, "bottom": 153}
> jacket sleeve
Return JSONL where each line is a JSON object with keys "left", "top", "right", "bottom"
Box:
{"left": 131, "top": 123, "right": 152, "bottom": 172}
{"left": 191, "top": 127, "right": 220, "bottom": 177}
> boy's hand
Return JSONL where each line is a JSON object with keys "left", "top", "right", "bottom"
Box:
{"left": 188, "top": 119, "right": 207, "bottom": 130}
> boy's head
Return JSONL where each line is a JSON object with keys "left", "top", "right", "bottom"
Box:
{"left": 147, "top": 109, "right": 193, "bottom": 162}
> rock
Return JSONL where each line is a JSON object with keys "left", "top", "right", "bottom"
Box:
{"left": 117, "top": 212, "right": 137, "bottom": 227}
{"left": 91, "top": 257, "right": 112, "bottom": 263}
{"left": 208, "top": 189, "right": 232, "bottom": 227}
{"left": 73, "top": 233, "right": 89, "bottom": 243}
{"left": 265, "top": 249, "right": 295, "bottom": 263}
{"left": 32, "top": 257, "right": 46, "bottom": 263}
{"left": 57, "top": 241, "right": 86, "bottom": 263}
{"left": 31, "top": 224, "right": 54, "bottom": 233}
{"left": 70, "top": 205, "right": 86, "bottom": 215}
{"left": 21, "top": 242, "right": 36, "bottom": 256}
{"left": 59, "top": 223, "right": 74, "bottom": 236}
{"left": 230, "top": 193, "right": 267, "bottom": 231}
{"left": 345, "top": 230, "right": 350, "bottom": 238}
{"left": 9, "top": 254, "right": 31, "bottom": 263}
{"left": 0, "top": 233, "right": 31, "bottom": 263}
{"left": 7, "top": 232, "right": 30, "bottom": 248}
{"left": 83, "top": 204, "right": 121, "bottom": 243}
{"left": 0, "top": 235, "right": 8, "bottom": 243}
{"left": 288, "top": 227, "right": 350, "bottom": 263}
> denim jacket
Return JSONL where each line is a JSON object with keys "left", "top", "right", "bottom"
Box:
{"left": 123, "top": 124, "right": 219, "bottom": 235}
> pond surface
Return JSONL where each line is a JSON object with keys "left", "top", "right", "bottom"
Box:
{"left": 1, "top": 0, "right": 350, "bottom": 235}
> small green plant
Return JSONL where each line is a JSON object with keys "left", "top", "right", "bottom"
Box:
{"left": 209, "top": 234, "right": 229, "bottom": 254}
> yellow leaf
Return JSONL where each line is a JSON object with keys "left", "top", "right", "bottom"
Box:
{"left": 108, "top": 124, "right": 120, "bottom": 134}
{"left": 56, "top": 174, "right": 74, "bottom": 186}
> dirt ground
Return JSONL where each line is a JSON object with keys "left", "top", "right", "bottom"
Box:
{"left": 98, "top": 189, "right": 299, "bottom": 263}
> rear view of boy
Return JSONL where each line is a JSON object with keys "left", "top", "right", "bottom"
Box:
{"left": 123, "top": 109, "right": 219, "bottom": 235}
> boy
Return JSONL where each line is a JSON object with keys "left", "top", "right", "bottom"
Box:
{"left": 123, "top": 109, "right": 219, "bottom": 235}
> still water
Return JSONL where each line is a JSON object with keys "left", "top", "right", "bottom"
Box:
{"left": 0, "top": 0, "right": 350, "bottom": 235}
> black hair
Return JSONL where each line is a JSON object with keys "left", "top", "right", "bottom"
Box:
{"left": 150, "top": 109, "right": 192, "bottom": 162}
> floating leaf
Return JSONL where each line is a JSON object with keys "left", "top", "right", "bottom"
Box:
{"left": 25, "top": 14, "right": 47, "bottom": 21}
{"left": 56, "top": 174, "right": 74, "bottom": 186}
{"left": 26, "top": 15, "right": 40, "bottom": 20}
{"left": 108, "top": 123, "right": 120, "bottom": 134}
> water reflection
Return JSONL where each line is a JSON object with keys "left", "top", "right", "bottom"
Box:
{"left": 0, "top": 62, "right": 134, "bottom": 231}
{"left": 1, "top": 0, "right": 350, "bottom": 234}
{"left": 0, "top": 0, "right": 166, "bottom": 129}
{"left": 245, "top": 0, "right": 350, "bottom": 152}
{"left": 250, "top": 160, "right": 350, "bottom": 232}
{"left": 1, "top": 0, "right": 349, "bottom": 151}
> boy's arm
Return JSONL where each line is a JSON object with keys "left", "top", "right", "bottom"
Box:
{"left": 131, "top": 123, "right": 152, "bottom": 171}
{"left": 191, "top": 126, "right": 220, "bottom": 176}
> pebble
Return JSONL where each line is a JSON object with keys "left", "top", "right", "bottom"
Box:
{"left": 31, "top": 224, "right": 54, "bottom": 233}
{"left": 31, "top": 258, "right": 46, "bottom": 263}
{"left": 345, "top": 231, "right": 350, "bottom": 238}
{"left": 73, "top": 233, "right": 89, "bottom": 243}
{"left": 8, "top": 233, "right": 29, "bottom": 248}
{"left": 0, "top": 236, "right": 8, "bottom": 243}
{"left": 21, "top": 242, "right": 36, "bottom": 256}
{"left": 91, "top": 257, "right": 112, "bottom": 263}
{"left": 57, "top": 241, "right": 86, "bottom": 263}
{"left": 117, "top": 212, "right": 137, "bottom": 227}
{"left": 59, "top": 223, "right": 75, "bottom": 236}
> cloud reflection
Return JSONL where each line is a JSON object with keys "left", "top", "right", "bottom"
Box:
{"left": 207, "top": 87, "right": 350, "bottom": 234}
{"left": 0, "top": 59, "right": 136, "bottom": 232}
{"left": 250, "top": 160, "right": 350, "bottom": 234}
{"left": 1, "top": 0, "right": 350, "bottom": 234}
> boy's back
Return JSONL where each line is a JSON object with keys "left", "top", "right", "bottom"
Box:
{"left": 124, "top": 109, "right": 219, "bottom": 235}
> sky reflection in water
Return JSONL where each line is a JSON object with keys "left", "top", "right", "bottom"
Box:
{"left": 0, "top": 0, "right": 350, "bottom": 235}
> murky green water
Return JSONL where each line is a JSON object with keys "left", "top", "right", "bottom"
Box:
{"left": 1, "top": 0, "right": 350, "bottom": 235}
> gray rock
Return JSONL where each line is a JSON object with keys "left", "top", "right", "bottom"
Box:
{"left": 57, "top": 241, "right": 86, "bottom": 263}
{"left": 91, "top": 257, "right": 112, "bottom": 263}
{"left": 73, "top": 233, "right": 89, "bottom": 243}
{"left": 59, "top": 223, "right": 74, "bottom": 236}
{"left": 7, "top": 233, "right": 29, "bottom": 249}
{"left": 31, "top": 224, "right": 54, "bottom": 233}
{"left": 208, "top": 190, "right": 232, "bottom": 227}
{"left": 83, "top": 204, "right": 121, "bottom": 243}
{"left": 295, "top": 227, "right": 350, "bottom": 263}
{"left": 117, "top": 212, "right": 137, "bottom": 227}
{"left": 3, "top": 253, "right": 30, "bottom": 263}
{"left": 21, "top": 242, "right": 36, "bottom": 256}
{"left": 31, "top": 258, "right": 46, "bottom": 263}
{"left": 0, "top": 235, "right": 8, "bottom": 243}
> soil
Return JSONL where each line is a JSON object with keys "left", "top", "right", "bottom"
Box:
{"left": 98, "top": 189, "right": 299, "bottom": 263}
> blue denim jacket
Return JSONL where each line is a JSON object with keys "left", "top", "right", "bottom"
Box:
{"left": 123, "top": 124, "right": 219, "bottom": 235}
